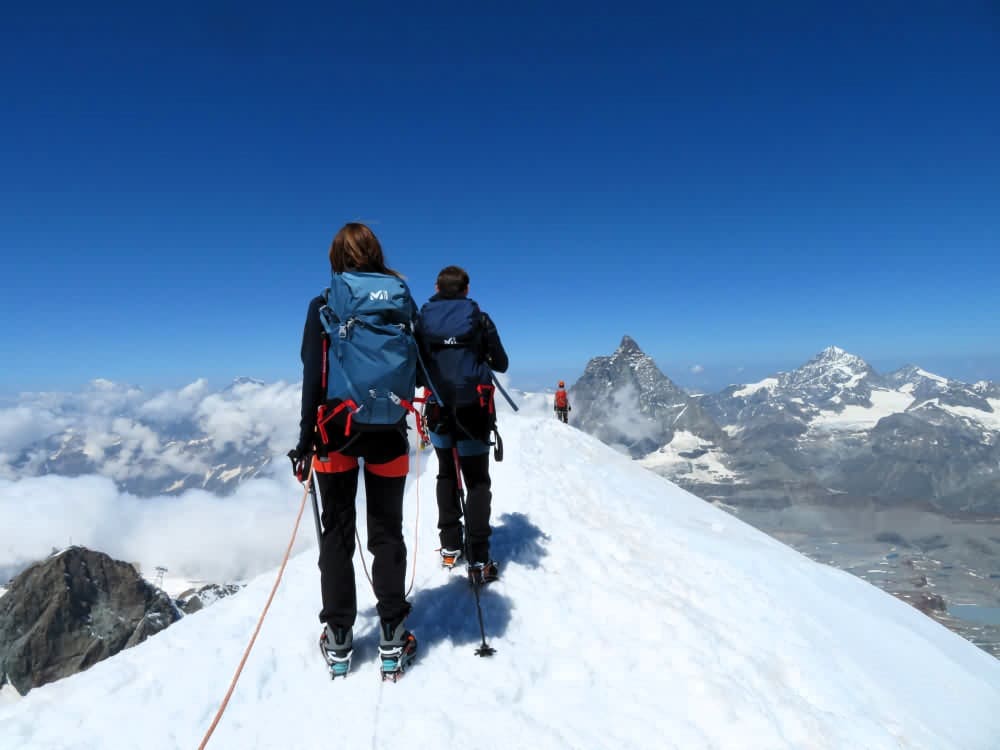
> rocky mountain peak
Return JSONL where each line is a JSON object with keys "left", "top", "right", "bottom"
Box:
{"left": 572, "top": 336, "right": 725, "bottom": 458}
{"left": 580, "top": 336, "right": 682, "bottom": 398}
{"left": 0, "top": 546, "right": 180, "bottom": 696}
{"left": 229, "top": 376, "right": 265, "bottom": 388}
{"left": 616, "top": 335, "right": 643, "bottom": 355}
{"left": 808, "top": 346, "right": 872, "bottom": 373}
{"left": 782, "top": 346, "right": 875, "bottom": 396}
{"left": 608, "top": 336, "right": 657, "bottom": 371}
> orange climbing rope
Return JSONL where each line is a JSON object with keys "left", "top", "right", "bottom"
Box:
{"left": 198, "top": 426, "right": 424, "bottom": 748}
{"left": 196, "top": 477, "right": 309, "bottom": 750}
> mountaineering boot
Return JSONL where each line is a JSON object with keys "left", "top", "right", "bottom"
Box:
{"left": 379, "top": 619, "right": 417, "bottom": 681}
{"left": 467, "top": 560, "right": 499, "bottom": 586}
{"left": 319, "top": 624, "right": 353, "bottom": 679}
{"left": 440, "top": 547, "right": 463, "bottom": 569}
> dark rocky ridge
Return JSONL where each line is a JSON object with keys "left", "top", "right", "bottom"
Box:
{"left": 0, "top": 547, "right": 181, "bottom": 695}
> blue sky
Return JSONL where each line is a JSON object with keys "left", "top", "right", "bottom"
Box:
{"left": 1, "top": 2, "right": 998, "bottom": 393}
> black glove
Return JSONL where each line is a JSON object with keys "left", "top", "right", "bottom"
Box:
{"left": 287, "top": 448, "right": 312, "bottom": 482}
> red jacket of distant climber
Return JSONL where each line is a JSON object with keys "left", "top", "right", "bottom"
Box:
{"left": 554, "top": 389, "right": 569, "bottom": 409}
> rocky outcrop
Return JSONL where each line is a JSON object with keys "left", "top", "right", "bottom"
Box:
{"left": 0, "top": 547, "right": 181, "bottom": 696}
{"left": 176, "top": 583, "right": 244, "bottom": 614}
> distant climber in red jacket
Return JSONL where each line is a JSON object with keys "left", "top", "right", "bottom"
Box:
{"left": 554, "top": 381, "right": 570, "bottom": 424}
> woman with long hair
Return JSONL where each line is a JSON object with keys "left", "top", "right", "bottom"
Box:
{"left": 290, "top": 222, "right": 417, "bottom": 679}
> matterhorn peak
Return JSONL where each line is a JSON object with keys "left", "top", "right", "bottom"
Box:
{"left": 617, "top": 335, "right": 643, "bottom": 354}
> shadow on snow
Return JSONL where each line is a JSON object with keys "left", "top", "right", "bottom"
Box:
{"left": 357, "top": 512, "right": 550, "bottom": 658}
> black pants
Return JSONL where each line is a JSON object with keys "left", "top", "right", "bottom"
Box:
{"left": 313, "top": 432, "right": 411, "bottom": 631}
{"left": 433, "top": 448, "right": 493, "bottom": 564}
{"left": 556, "top": 408, "right": 569, "bottom": 423}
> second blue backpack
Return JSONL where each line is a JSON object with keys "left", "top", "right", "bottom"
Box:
{"left": 318, "top": 271, "right": 418, "bottom": 429}
{"left": 416, "top": 296, "right": 492, "bottom": 408}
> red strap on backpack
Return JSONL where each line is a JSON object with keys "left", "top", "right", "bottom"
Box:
{"left": 476, "top": 384, "right": 496, "bottom": 414}
{"left": 316, "top": 399, "right": 359, "bottom": 442}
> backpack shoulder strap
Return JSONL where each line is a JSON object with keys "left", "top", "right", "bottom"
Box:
{"left": 318, "top": 287, "right": 340, "bottom": 336}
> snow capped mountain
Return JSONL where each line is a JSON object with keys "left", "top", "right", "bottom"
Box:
{"left": 974, "top": 380, "right": 1000, "bottom": 399}
{"left": 566, "top": 340, "right": 1000, "bottom": 654}
{"left": 886, "top": 365, "right": 994, "bottom": 411}
{"left": 783, "top": 345, "right": 877, "bottom": 403}
{"left": 572, "top": 335, "right": 726, "bottom": 459}
{"left": 569, "top": 340, "right": 1000, "bottom": 514}
{"left": 228, "top": 376, "right": 266, "bottom": 388}
{"left": 692, "top": 347, "right": 1000, "bottom": 514}
{"left": 706, "top": 345, "right": 883, "bottom": 434}
{"left": 1, "top": 416, "right": 998, "bottom": 749}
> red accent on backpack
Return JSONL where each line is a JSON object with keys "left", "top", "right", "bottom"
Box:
{"left": 316, "top": 399, "right": 360, "bottom": 442}
{"left": 476, "top": 384, "right": 496, "bottom": 414}
{"left": 555, "top": 389, "right": 568, "bottom": 408}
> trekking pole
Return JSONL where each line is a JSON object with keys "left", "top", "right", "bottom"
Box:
{"left": 490, "top": 373, "right": 519, "bottom": 412}
{"left": 290, "top": 450, "right": 324, "bottom": 544}
{"left": 452, "top": 446, "right": 496, "bottom": 657}
{"left": 309, "top": 470, "right": 323, "bottom": 545}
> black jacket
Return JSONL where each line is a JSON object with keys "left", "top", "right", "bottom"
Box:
{"left": 297, "top": 295, "right": 326, "bottom": 454}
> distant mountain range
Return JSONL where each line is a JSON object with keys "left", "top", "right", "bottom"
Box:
{"left": 5, "top": 349, "right": 999, "bottom": 516}
{"left": 572, "top": 337, "right": 1000, "bottom": 517}
{"left": 1, "top": 377, "right": 294, "bottom": 496}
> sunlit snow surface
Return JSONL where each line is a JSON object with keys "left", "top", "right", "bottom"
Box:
{"left": 732, "top": 377, "right": 780, "bottom": 398}
{"left": 639, "top": 430, "right": 739, "bottom": 482}
{"left": 809, "top": 388, "right": 916, "bottom": 432}
{"left": 1, "top": 416, "right": 999, "bottom": 749}
{"left": 941, "top": 398, "right": 1000, "bottom": 431}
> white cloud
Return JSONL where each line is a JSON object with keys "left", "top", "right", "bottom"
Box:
{"left": 138, "top": 378, "right": 210, "bottom": 423}
{"left": 0, "top": 406, "right": 67, "bottom": 455}
{"left": 602, "top": 383, "right": 663, "bottom": 446}
{"left": 0, "top": 375, "right": 541, "bottom": 584}
{"left": 690, "top": 364, "right": 705, "bottom": 375}
{"left": 0, "top": 376, "right": 395, "bottom": 582}
{"left": 0, "top": 473, "right": 310, "bottom": 583}
{"left": 196, "top": 381, "right": 299, "bottom": 453}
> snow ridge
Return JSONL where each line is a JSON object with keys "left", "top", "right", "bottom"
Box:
{"left": 1, "top": 417, "right": 999, "bottom": 749}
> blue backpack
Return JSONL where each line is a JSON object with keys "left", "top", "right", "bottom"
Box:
{"left": 416, "top": 297, "right": 491, "bottom": 408}
{"left": 317, "top": 271, "right": 418, "bottom": 432}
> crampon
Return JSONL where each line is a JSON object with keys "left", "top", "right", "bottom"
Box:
{"left": 379, "top": 632, "right": 418, "bottom": 682}
{"left": 319, "top": 630, "right": 353, "bottom": 679}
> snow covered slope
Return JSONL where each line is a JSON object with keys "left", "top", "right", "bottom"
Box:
{"left": 2, "top": 417, "right": 999, "bottom": 749}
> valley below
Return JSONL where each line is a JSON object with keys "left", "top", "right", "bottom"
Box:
{"left": 718, "top": 501, "right": 1000, "bottom": 657}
